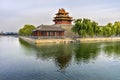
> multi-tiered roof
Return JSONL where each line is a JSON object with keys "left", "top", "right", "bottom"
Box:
{"left": 53, "top": 8, "right": 73, "bottom": 25}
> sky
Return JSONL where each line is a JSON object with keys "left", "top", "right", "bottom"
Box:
{"left": 0, "top": 0, "right": 120, "bottom": 32}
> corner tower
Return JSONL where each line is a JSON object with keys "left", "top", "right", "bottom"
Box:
{"left": 53, "top": 8, "right": 73, "bottom": 25}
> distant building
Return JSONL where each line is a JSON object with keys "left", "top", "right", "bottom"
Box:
{"left": 32, "top": 8, "right": 75, "bottom": 38}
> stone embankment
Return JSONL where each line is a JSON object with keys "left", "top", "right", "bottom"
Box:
{"left": 19, "top": 36, "right": 77, "bottom": 44}
{"left": 77, "top": 37, "right": 120, "bottom": 42}
{"left": 19, "top": 36, "right": 120, "bottom": 44}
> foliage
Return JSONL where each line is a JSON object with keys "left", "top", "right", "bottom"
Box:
{"left": 72, "top": 18, "right": 120, "bottom": 37}
{"left": 18, "top": 24, "right": 36, "bottom": 36}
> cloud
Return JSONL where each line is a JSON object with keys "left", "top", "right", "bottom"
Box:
{"left": 0, "top": 0, "right": 120, "bottom": 32}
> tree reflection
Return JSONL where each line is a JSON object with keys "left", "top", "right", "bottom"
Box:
{"left": 74, "top": 43, "right": 101, "bottom": 63}
{"left": 54, "top": 44, "right": 72, "bottom": 72}
{"left": 19, "top": 39, "right": 72, "bottom": 71}
{"left": 36, "top": 44, "right": 73, "bottom": 72}
{"left": 103, "top": 42, "right": 120, "bottom": 57}
{"left": 19, "top": 39, "right": 120, "bottom": 72}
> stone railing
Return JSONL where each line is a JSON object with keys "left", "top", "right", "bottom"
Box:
{"left": 28, "top": 36, "right": 65, "bottom": 39}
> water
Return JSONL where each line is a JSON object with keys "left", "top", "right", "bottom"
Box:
{"left": 0, "top": 36, "right": 120, "bottom": 80}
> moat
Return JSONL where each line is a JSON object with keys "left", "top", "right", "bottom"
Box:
{"left": 0, "top": 36, "right": 120, "bottom": 80}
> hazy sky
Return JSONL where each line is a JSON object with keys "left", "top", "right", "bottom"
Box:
{"left": 0, "top": 0, "right": 120, "bottom": 32}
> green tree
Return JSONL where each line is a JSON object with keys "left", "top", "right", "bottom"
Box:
{"left": 18, "top": 24, "right": 36, "bottom": 36}
{"left": 106, "top": 23, "right": 115, "bottom": 36}
{"left": 72, "top": 19, "right": 82, "bottom": 34}
{"left": 72, "top": 18, "right": 120, "bottom": 37}
{"left": 72, "top": 18, "right": 98, "bottom": 37}
{"left": 113, "top": 22, "right": 120, "bottom": 36}
{"left": 95, "top": 26, "right": 104, "bottom": 37}
{"left": 92, "top": 21, "right": 98, "bottom": 36}
{"left": 103, "top": 26, "right": 112, "bottom": 37}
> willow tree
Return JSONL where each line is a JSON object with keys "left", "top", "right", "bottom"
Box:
{"left": 72, "top": 18, "right": 98, "bottom": 37}
{"left": 113, "top": 22, "right": 120, "bottom": 36}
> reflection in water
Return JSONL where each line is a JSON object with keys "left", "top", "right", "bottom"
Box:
{"left": 74, "top": 43, "right": 101, "bottom": 64}
{"left": 103, "top": 42, "right": 120, "bottom": 58}
{"left": 35, "top": 44, "right": 73, "bottom": 72}
{"left": 19, "top": 39, "right": 73, "bottom": 71}
{"left": 19, "top": 39, "right": 120, "bottom": 71}
{"left": 1, "top": 37, "right": 120, "bottom": 80}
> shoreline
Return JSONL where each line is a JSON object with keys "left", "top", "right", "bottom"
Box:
{"left": 19, "top": 36, "right": 120, "bottom": 44}
{"left": 78, "top": 37, "right": 120, "bottom": 43}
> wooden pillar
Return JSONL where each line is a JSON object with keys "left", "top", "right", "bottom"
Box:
{"left": 61, "top": 31, "right": 62, "bottom": 36}
{"left": 59, "top": 31, "right": 61, "bottom": 36}
{"left": 34, "top": 32, "right": 36, "bottom": 36}
{"left": 38, "top": 31, "right": 40, "bottom": 36}
{"left": 39, "top": 31, "right": 41, "bottom": 36}
{"left": 47, "top": 32, "right": 48, "bottom": 36}
{"left": 37, "top": 31, "right": 39, "bottom": 36}
{"left": 55, "top": 32, "right": 56, "bottom": 36}
{"left": 45, "top": 31, "right": 47, "bottom": 36}
{"left": 50, "top": 32, "right": 51, "bottom": 36}
{"left": 41, "top": 31, "right": 43, "bottom": 36}
{"left": 62, "top": 31, "right": 64, "bottom": 36}
{"left": 56, "top": 32, "right": 58, "bottom": 36}
{"left": 53, "top": 31, "right": 55, "bottom": 36}
{"left": 51, "top": 32, "right": 53, "bottom": 36}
